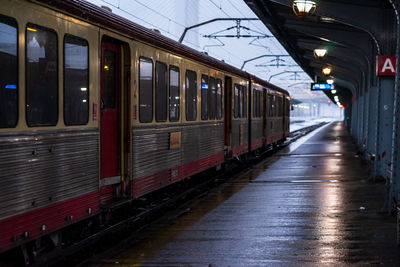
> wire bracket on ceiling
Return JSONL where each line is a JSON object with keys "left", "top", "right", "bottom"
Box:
{"left": 268, "top": 71, "right": 307, "bottom": 82}
{"left": 241, "top": 54, "right": 291, "bottom": 70}
{"left": 179, "top": 18, "right": 266, "bottom": 43}
{"left": 202, "top": 19, "right": 272, "bottom": 39}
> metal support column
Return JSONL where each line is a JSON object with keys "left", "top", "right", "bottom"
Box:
{"left": 363, "top": 89, "right": 370, "bottom": 151}
{"left": 367, "top": 86, "right": 378, "bottom": 160}
{"left": 376, "top": 78, "right": 395, "bottom": 178}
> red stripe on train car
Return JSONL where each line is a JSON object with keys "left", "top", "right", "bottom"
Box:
{"left": 0, "top": 191, "right": 99, "bottom": 253}
{"left": 251, "top": 139, "right": 263, "bottom": 151}
{"left": 131, "top": 151, "right": 224, "bottom": 198}
{"left": 265, "top": 133, "right": 286, "bottom": 145}
{"left": 232, "top": 144, "right": 248, "bottom": 157}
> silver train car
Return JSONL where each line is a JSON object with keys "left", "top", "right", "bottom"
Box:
{"left": 0, "top": 0, "right": 290, "bottom": 257}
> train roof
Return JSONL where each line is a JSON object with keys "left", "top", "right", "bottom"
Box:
{"left": 32, "top": 0, "right": 289, "bottom": 96}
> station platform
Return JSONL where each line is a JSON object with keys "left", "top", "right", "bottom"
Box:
{"left": 96, "top": 122, "right": 400, "bottom": 265}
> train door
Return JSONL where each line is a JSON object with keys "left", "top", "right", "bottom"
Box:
{"left": 224, "top": 76, "right": 233, "bottom": 147}
{"left": 100, "top": 40, "right": 121, "bottom": 200}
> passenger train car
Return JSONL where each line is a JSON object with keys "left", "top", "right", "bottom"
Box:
{"left": 0, "top": 0, "right": 290, "bottom": 258}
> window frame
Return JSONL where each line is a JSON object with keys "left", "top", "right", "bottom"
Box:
{"left": 138, "top": 56, "right": 154, "bottom": 123}
{"left": 0, "top": 14, "right": 18, "bottom": 128}
{"left": 63, "top": 34, "right": 89, "bottom": 126}
{"left": 25, "top": 23, "right": 59, "bottom": 127}
{"left": 169, "top": 65, "right": 180, "bottom": 122}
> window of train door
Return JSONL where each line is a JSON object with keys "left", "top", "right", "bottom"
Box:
{"left": 100, "top": 41, "right": 120, "bottom": 179}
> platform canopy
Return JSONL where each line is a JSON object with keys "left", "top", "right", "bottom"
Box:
{"left": 244, "top": 0, "right": 391, "bottom": 107}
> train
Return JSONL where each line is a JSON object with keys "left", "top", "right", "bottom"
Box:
{"left": 0, "top": 0, "right": 290, "bottom": 260}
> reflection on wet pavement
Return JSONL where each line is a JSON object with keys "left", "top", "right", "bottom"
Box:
{"left": 93, "top": 122, "right": 400, "bottom": 266}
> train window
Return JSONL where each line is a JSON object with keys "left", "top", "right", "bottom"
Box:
{"left": 234, "top": 84, "right": 239, "bottom": 118}
{"left": 169, "top": 66, "right": 180, "bottom": 122}
{"left": 64, "top": 35, "right": 89, "bottom": 125}
{"left": 276, "top": 96, "right": 282, "bottom": 117}
{"left": 254, "top": 90, "right": 261, "bottom": 118}
{"left": 139, "top": 57, "right": 153, "bottom": 123}
{"left": 216, "top": 79, "right": 222, "bottom": 119}
{"left": 156, "top": 61, "right": 167, "bottom": 122}
{"left": 201, "top": 75, "right": 208, "bottom": 120}
{"left": 209, "top": 77, "right": 216, "bottom": 120}
{"left": 0, "top": 15, "right": 18, "bottom": 128}
{"left": 26, "top": 23, "right": 58, "bottom": 126}
{"left": 185, "top": 70, "right": 197, "bottom": 121}
{"left": 243, "top": 86, "right": 247, "bottom": 118}
{"left": 253, "top": 89, "right": 256, "bottom": 118}
{"left": 268, "top": 94, "right": 274, "bottom": 117}
{"left": 239, "top": 86, "right": 244, "bottom": 118}
{"left": 103, "top": 50, "right": 116, "bottom": 110}
{"left": 275, "top": 97, "right": 280, "bottom": 117}
{"left": 255, "top": 91, "right": 259, "bottom": 118}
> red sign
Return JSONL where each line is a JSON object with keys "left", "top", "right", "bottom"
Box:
{"left": 376, "top": 55, "right": 396, "bottom": 76}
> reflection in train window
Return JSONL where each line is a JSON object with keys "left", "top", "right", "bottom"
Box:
{"left": 64, "top": 35, "right": 89, "bottom": 125}
{"left": 103, "top": 50, "right": 116, "bottom": 109}
{"left": 209, "top": 77, "right": 216, "bottom": 120}
{"left": 216, "top": 79, "right": 222, "bottom": 119}
{"left": 268, "top": 94, "right": 274, "bottom": 117}
{"left": 0, "top": 15, "right": 18, "bottom": 128}
{"left": 201, "top": 75, "right": 208, "bottom": 120}
{"left": 239, "top": 85, "right": 243, "bottom": 118}
{"left": 243, "top": 85, "right": 247, "bottom": 118}
{"left": 156, "top": 61, "right": 167, "bottom": 122}
{"left": 253, "top": 89, "right": 257, "bottom": 118}
{"left": 185, "top": 70, "right": 197, "bottom": 121}
{"left": 257, "top": 91, "right": 261, "bottom": 118}
{"left": 26, "top": 23, "right": 58, "bottom": 126}
{"left": 139, "top": 57, "right": 153, "bottom": 123}
{"left": 276, "top": 96, "right": 282, "bottom": 117}
{"left": 234, "top": 84, "right": 239, "bottom": 118}
{"left": 169, "top": 66, "right": 180, "bottom": 122}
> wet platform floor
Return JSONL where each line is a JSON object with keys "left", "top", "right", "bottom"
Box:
{"left": 89, "top": 122, "right": 400, "bottom": 266}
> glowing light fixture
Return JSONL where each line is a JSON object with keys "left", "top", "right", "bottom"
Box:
{"left": 322, "top": 66, "right": 332, "bottom": 76}
{"left": 292, "top": 0, "right": 316, "bottom": 17}
{"left": 104, "top": 65, "right": 109, "bottom": 70}
{"left": 27, "top": 27, "right": 37, "bottom": 32}
{"left": 331, "top": 89, "right": 337, "bottom": 94}
{"left": 327, "top": 79, "right": 334, "bottom": 84}
{"left": 314, "top": 49, "right": 327, "bottom": 59}
{"left": 334, "top": 96, "right": 339, "bottom": 102}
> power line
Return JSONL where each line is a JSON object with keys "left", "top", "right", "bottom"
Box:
{"left": 208, "top": 0, "right": 231, "bottom": 17}
{"left": 133, "top": 0, "right": 186, "bottom": 29}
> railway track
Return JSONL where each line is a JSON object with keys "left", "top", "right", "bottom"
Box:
{"left": 4, "top": 122, "right": 327, "bottom": 267}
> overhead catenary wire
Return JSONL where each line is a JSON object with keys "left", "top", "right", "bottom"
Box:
{"left": 114, "top": 0, "right": 245, "bottom": 65}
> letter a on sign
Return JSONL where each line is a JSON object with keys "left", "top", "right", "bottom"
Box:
{"left": 377, "top": 55, "right": 396, "bottom": 76}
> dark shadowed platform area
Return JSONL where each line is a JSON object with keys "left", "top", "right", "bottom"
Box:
{"left": 93, "top": 122, "right": 400, "bottom": 266}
